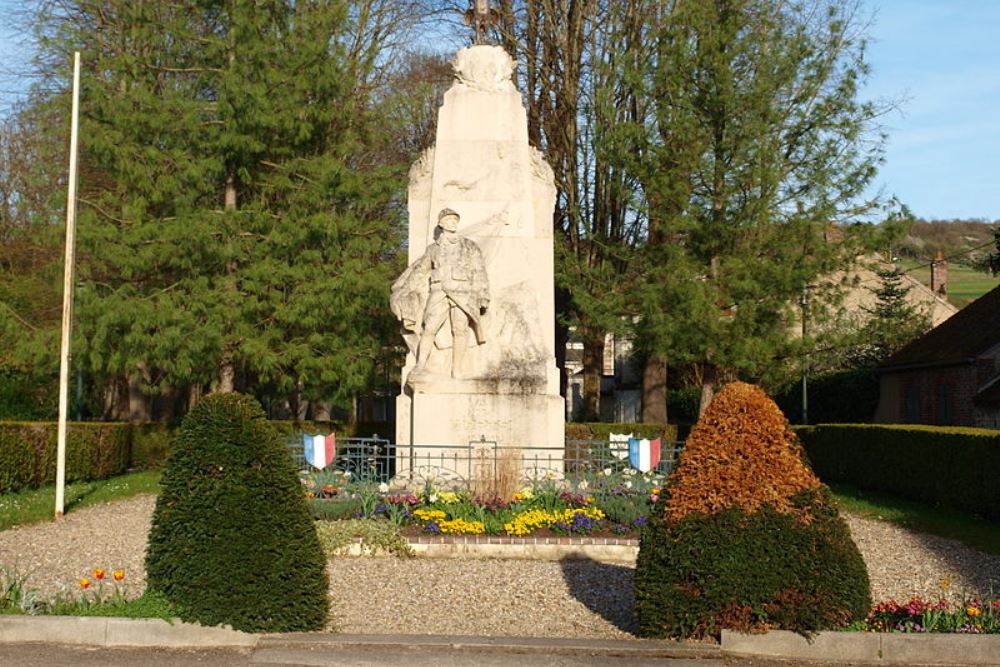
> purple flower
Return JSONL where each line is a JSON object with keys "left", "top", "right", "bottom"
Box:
{"left": 423, "top": 522, "right": 441, "bottom": 535}
{"left": 633, "top": 516, "right": 648, "bottom": 527}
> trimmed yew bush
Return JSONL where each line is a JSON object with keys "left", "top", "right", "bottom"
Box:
{"left": 145, "top": 393, "right": 328, "bottom": 632}
{"left": 635, "top": 382, "right": 870, "bottom": 638}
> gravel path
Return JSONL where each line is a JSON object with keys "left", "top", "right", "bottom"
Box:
{"left": 2, "top": 494, "right": 998, "bottom": 638}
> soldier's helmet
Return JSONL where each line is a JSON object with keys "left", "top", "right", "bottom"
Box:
{"left": 437, "top": 208, "right": 460, "bottom": 232}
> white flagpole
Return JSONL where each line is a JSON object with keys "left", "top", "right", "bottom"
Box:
{"left": 55, "top": 51, "right": 81, "bottom": 518}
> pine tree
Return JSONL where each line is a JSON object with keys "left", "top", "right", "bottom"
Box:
{"left": 617, "top": 0, "right": 890, "bottom": 414}
{"left": 855, "top": 264, "right": 930, "bottom": 365}
{"left": 32, "top": 0, "right": 403, "bottom": 417}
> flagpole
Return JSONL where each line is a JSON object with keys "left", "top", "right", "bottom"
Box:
{"left": 55, "top": 51, "right": 81, "bottom": 518}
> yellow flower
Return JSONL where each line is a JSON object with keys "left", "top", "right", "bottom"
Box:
{"left": 79, "top": 578, "right": 91, "bottom": 589}
{"left": 940, "top": 578, "right": 950, "bottom": 589}
{"left": 438, "top": 518, "right": 485, "bottom": 535}
{"left": 438, "top": 491, "right": 460, "bottom": 504}
{"left": 967, "top": 606, "right": 982, "bottom": 617}
{"left": 92, "top": 568, "right": 105, "bottom": 580}
{"left": 413, "top": 509, "right": 447, "bottom": 522}
{"left": 112, "top": 570, "right": 125, "bottom": 582}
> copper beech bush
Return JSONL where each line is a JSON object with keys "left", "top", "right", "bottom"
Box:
{"left": 635, "top": 382, "right": 871, "bottom": 639}
{"left": 663, "top": 382, "right": 821, "bottom": 523}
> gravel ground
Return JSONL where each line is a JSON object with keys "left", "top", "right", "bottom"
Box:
{"left": 2, "top": 494, "right": 999, "bottom": 638}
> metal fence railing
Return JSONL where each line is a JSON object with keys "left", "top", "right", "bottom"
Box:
{"left": 288, "top": 434, "right": 683, "bottom": 490}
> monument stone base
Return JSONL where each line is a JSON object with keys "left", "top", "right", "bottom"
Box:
{"left": 395, "top": 386, "right": 565, "bottom": 486}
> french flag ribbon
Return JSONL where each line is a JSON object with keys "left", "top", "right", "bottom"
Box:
{"left": 628, "top": 437, "right": 662, "bottom": 473}
{"left": 303, "top": 433, "right": 336, "bottom": 470}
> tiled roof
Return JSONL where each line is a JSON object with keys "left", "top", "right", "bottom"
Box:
{"left": 881, "top": 283, "right": 1000, "bottom": 370}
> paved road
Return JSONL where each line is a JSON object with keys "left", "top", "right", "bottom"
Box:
{"left": 0, "top": 643, "right": 873, "bottom": 667}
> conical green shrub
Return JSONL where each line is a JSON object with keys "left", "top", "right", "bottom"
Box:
{"left": 635, "top": 382, "right": 870, "bottom": 638}
{"left": 145, "top": 393, "right": 328, "bottom": 632}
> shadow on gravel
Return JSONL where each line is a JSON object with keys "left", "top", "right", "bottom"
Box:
{"left": 558, "top": 556, "right": 639, "bottom": 635}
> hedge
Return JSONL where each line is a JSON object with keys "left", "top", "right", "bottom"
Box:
{"left": 797, "top": 424, "right": 1000, "bottom": 521}
{"left": 1, "top": 419, "right": 679, "bottom": 493}
{"left": 566, "top": 422, "right": 678, "bottom": 442}
{"left": 0, "top": 422, "right": 131, "bottom": 494}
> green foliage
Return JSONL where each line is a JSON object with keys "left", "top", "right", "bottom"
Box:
{"left": 27, "top": 1, "right": 403, "bottom": 414}
{"left": 0, "top": 422, "right": 130, "bottom": 493}
{"left": 315, "top": 519, "right": 413, "bottom": 558}
{"left": 0, "top": 369, "right": 56, "bottom": 420}
{"left": 594, "top": 493, "right": 649, "bottom": 526}
{"left": 636, "top": 488, "right": 871, "bottom": 638}
{"left": 798, "top": 424, "right": 1000, "bottom": 521}
{"left": 776, "top": 370, "right": 879, "bottom": 425}
{"left": 0, "top": 471, "right": 160, "bottom": 532}
{"left": 145, "top": 393, "right": 328, "bottom": 632}
{"left": 48, "top": 590, "right": 177, "bottom": 621}
{"left": 1, "top": 565, "right": 41, "bottom": 615}
{"left": 621, "top": 0, "right": 888, "bottom": 399}
{"left": 565, "top": 422, "right": 676, "bottom": 441}
{"left": 853, "top": 265, "right": 932, "bottom": 365}
{"left": 308, "top": 497, "right": 364, "bottom": 521}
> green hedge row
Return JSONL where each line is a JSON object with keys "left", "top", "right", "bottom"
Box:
{"left": 797, "top": 424, "right": 1000, "bottom": 521}
{"left": 0, "top": 422, "right": 131, "bottom": 493}
{"left": 1, "top": 419, "right": 677, "bottom": 494}
{"left": 566, "top": 422, "right": 678, "bottom": 442}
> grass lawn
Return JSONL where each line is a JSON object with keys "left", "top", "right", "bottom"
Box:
{"left": 831, "top": 483, "right": 1000, "bottom": 556}
{"left": 0, "top": 471, "right": 160, "bottom": 532}
{"left": 899, "top": 258, "right": 999, "bottom": 308}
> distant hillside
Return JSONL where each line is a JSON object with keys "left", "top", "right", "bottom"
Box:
{"left": 898, "top": 218, "right": 999, "bottom": 266}
{"left": 893, "top": 219, "right": 1000, "bottom": 309}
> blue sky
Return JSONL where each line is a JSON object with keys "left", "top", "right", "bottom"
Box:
{"left": 1, "top": 0, "right": 997, "bottom": 221}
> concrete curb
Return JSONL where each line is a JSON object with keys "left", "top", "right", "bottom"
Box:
{"left": 258, "top": 633, "right": 720, "bottom": 659}
{"left": 0, "top": 615, "right": 257, "bottom": 648}
{"left": 721, "top": 629, "right": 1000, "bottom": 665}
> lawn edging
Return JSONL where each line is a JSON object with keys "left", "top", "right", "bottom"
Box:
{"left": 0, "top": 615, "right": 257, "bottom": 648}
{"left": 721, "top": 629, "right": 1000, "bottom": 665}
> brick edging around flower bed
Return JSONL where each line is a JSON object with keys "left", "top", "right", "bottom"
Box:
{"left": 345, "top": 535, "right": 640, "bottom": 563}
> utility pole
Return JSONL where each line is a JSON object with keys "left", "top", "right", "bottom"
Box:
{"left": 55, "top": 52, "right": 81, "bottom": 518}
{"left": 799, "top": 285, "right": 811, "bottom": 425}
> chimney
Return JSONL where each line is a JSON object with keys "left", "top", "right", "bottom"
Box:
{"left": 930, "top": 250, "right": 948, "bottom": 297}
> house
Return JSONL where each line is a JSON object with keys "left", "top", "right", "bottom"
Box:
{"left": 874, "top": 283, "right": 1000, "bottom": 429}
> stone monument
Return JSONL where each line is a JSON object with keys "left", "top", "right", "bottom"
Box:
{"left": 391, "top": 38, "right": 565, "bottom": 479}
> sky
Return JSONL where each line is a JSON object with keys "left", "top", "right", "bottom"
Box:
{"left": 0, "top": 0, "right": 997, "bottom": 222}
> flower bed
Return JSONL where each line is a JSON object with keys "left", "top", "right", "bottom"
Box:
{"left": 301, "top": 467, "right": 664, "bottom": 539}
{"left": 854, "top": 594, "right": 1000, "bottom": 634}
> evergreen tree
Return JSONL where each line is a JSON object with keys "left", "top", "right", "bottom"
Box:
{"left": 854, "top": 264, "right": 930, "bottom": 365}
{"left": 618, "top": 0, "right": 890, "bottom": 414}
{"left": 32, "top": 0, "right": 403, "bottom": 417}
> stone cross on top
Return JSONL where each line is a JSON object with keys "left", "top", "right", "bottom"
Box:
{"left": 464, "top": 0, "right": 500, "bottom": 45}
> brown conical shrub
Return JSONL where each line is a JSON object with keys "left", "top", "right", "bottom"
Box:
{"left": 664, "top": 381, "right": 821, "bottom": 523}
{"left": 635, "top": 382, "right": 871, "bottom": 638}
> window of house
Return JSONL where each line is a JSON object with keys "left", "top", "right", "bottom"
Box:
{"left": 904, "top": 384, "right": 921, "bottom": 422}
{"left": 935, "top": 384, "right": 953, "bottom": 425}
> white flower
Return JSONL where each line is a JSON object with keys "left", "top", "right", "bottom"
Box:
{"left": 577, "top": 480, "right": 589, "bottom": 491}
{"left": 343, "top": 471, "right": 352, "bottom": 478}
{"left": 378, "top": 482, "right": 390, "bottom": 494}
{"left": 602, "top": 468, "right": 613, "bottom": 476}
{"left": 429, "top": 493, "right": 439, "bottom": 503}
{"left": 623, "top": 468, "right": 636, "bottom": 476}
{"left": 624, "top": 480, "right": 633, "bottom": 489}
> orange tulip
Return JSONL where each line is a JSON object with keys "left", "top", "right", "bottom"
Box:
{"left": 112, "top": 570, "right": 125, "bottom": 582}
{"left": 93, "top": 568, "right": 105, "bottom": 580}
{"left": 79, "top": 578, "right": 91, "bottom": 589}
